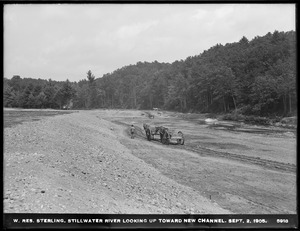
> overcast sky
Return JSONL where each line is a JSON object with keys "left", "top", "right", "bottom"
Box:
{"left": 4, "top": 4, "right": 296, "bottom": 82}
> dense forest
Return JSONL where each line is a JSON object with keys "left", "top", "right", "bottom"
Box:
{"left": 4, "top": 30, "right": 297, "bottom": 117}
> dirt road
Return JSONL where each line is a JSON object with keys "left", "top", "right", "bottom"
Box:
{"left": 3, "top": 109, "right": 296, "bottom": 214}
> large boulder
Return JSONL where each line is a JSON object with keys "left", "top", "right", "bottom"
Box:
{"left": 205, "top": 118, "right": 218, "bottom": 125}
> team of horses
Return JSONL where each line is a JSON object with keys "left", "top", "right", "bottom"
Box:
{"left": 143, "top": 123, "right": 170, "bottom": 144}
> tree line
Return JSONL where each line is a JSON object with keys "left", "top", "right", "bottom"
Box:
{"left": 4, "top": 30, "right": 296, "bottom": 117}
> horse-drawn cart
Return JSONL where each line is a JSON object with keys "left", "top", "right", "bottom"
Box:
{"left": 143, "top": 123, "right": 184, "bottom": 145}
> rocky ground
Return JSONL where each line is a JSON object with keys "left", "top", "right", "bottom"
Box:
{"left": 3, "top": 109, "right": 296, "bottom": 214}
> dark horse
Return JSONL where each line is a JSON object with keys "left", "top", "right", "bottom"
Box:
{"left": 143, "top": 124, "right": 169, "bottom": 144}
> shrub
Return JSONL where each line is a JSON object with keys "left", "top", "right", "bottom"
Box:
{"left": 222, "top": 113, "right": 245, "bottom": 121}
{"left": 244, "top": 115, "right": 270, "bottom": 125}
{"left": 281, "top": 117, "right": 297, "bottom": 125}
{"left": 235, "top": 105, "right": 253, "bottom": 115}
{"left": 205, "top": 113, "right": 217, "bottom": 119}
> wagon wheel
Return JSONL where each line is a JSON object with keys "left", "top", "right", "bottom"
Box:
{"left": 161, "top": 133, "right": 165, "bottom": 144}
{"left": 165, "top": 137, "right": 170, "bottom": 145}
{"left": 178, "top": 131, "right": 184, "bottom": 145}
{"left": 160, "top": 133, "right": 163, "bottom": 142}
{"left": 180, "top": 138, "right": 185, "bottom": 145}
{"left": 162, "top": 132, "right": 169, "bottom": 145}
{"left": 162, "top": 137, "right": 168, "bottom": 144}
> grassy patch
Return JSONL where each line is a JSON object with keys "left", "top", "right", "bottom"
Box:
{"left": 4, "top": 109, "right": 76, "bottom": 128}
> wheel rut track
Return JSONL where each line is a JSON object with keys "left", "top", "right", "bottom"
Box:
{"left": 179, "top": 145, "right": 296, "bottom": 173}
{"left": 111, "top": 120, "right": 296, "bottom": 174}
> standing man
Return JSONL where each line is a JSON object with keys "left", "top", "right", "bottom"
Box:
{"left": 130, "top": 124, "right": 135, "bottom": 139}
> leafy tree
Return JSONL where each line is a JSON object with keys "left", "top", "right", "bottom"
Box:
{"left": 54, "top": 79, "right": 76, "bottom": 109}
{"left": 86, "top": 70, "right": 98, "bottom": 108}
{"left": 10, "top": 75, "right": 22, "bottom": 92}
{"left": 212, "top": 66, "right": 238, "bottom": 112}
{"left": 43, "top": 83, "right": 58, "bottom": 108}
{"left": 21, "top": 84, "right": 34, "bottom": 108}
{"left": 74, "top": 82, "right": 89, "bottom": 109}
{"left": 34, "top": 91, "right": 46, "bottom": 108}
{"left": 3, "top": 84, "right": 15, "bottom": 107}
{"left": 87, "top": 70, "right": 95, "bottom": 83}
{"left": 250, "top": 74, "right": 279, "bottom": 115}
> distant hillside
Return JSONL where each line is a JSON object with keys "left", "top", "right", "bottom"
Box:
{"left": 4, "top": 30, "right": 296, "bottom": 116}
